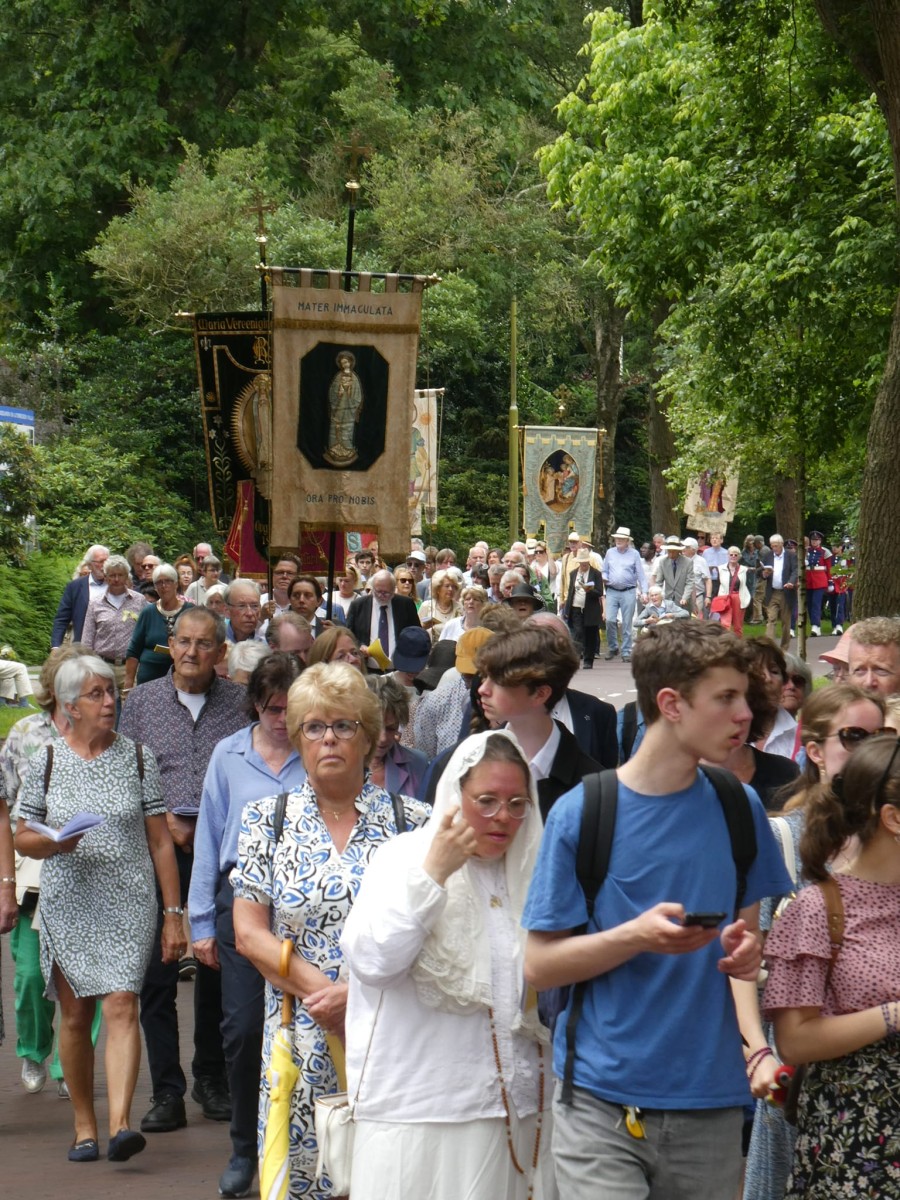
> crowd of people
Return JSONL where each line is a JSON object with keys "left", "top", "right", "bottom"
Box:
{"left": 0, "top": 526, "right": 894, "bottom": 1200}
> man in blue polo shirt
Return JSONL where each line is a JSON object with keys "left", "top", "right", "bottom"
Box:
{"left": 601, "top": 527, "right": 647, "bottom": 663}
{"left": 523, "top": 622, "right": 790, "bottom": 1199}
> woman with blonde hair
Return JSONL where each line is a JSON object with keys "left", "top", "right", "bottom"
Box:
{"left": 231, "top": 664, "right": 429, "bottom": 1198}
{"left": 307, "top": 625, "right": 367, "bottom": 673}
{"left": 418, "top": 569, "right": 462, "bottom": 643}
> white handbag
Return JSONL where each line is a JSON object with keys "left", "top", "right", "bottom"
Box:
{"left": 314, "top": 994, "right": 382, "bottom": 1195}
{"left": 314, "top": 1092, "right": 355, "bottom": 1194}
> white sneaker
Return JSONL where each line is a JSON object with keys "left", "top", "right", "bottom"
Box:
{"left": 834, "top": 625, "right": 843, "bottom": 635}
{"left": 21, "top": 1059, "right": 47, "bottom": 1093}
{"left": 790, "top": 629, "right": 796, "bottom": 638}
{"left": 811, "top": 625, "right": 821, "bottom": 636}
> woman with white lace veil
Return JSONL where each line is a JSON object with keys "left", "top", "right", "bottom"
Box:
{"left": 341, "top": 729, "right": 555, "bottom": 1200}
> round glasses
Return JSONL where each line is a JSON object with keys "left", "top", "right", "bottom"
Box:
{"left": 825, "top": 726, "right": 895, "bottom": 750}
{"left": 465, "top": 792, "right": 533, "bottom": 820}
{"left": 299, "top": 719, "right": 360, "bottom": 741}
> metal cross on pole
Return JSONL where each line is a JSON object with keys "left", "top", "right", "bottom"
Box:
{"left": 244, "top": 194, "right": 277, "bottom": 309}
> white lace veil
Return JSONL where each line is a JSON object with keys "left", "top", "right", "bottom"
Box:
{"left": 409, "top": 728, "right": 545, "bottom": 1034}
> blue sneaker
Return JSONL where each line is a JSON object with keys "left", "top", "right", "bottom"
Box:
{"left": 219, "top": 1156, "right": 256, "bottom": 1198}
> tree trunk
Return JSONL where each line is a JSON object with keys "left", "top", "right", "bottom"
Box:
{"left": 647, "top": 388, "right": 680, "bottom": 535}
{"left": 589, "top": 289, "right": 627, "bottom": 547}
{"left": 854, "top": 288, "right": 900, "bottom": 616}
{"left": 774, "top": 474, "right": 800, "bottom": 541}
{"left": 813, "top": 2, "right": 900, "bottom": 616}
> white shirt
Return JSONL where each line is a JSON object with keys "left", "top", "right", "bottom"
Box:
{"left": 763, "top": 706, "right": 797, "bottom": 760}
{"left": 771, "top": 551, "right": 785, "bottom": 590}
{"left": 550, "top": 693, "right": 573, "bottom": 734}
{"left": 342, "top": 839, "right": 542, "bottom": 1122}
{"left": 175, "top": 688, "right": 207, "bottom": 723}
{"left": 368, "top": 600, "right": 397, "bottom": 667}
{"left": 529, "top": 721, "right": 561, "bottom": 783}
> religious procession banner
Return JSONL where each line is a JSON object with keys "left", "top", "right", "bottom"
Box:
{"left": 269, "top": 269, "right": 433, "bottom": 561}
{"left": 522, "top": 426, "right": 598, "bottom": 553}
{"left": 193, "top": 312, "right": 271, "bottom": 574}
{"left": 684, "top": 468, "right": 740, "bottom": 536}
{"left": 409, "top": 387, "right": 442, "bottom": 535}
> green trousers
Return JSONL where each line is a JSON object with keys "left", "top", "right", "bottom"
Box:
{"left": 10, "top": 908, "right": 101, "bottom": 1074}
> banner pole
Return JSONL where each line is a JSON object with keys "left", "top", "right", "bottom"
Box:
{"left": 509, "top": 293, "right": 519, "bottom": 543}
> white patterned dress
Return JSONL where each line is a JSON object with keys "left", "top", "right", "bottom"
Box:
{"left": 231, "top": 780, "right": 430, "bottom": 1199}
{"left": 17, "top": 735, "right": 165, "bottom": 998}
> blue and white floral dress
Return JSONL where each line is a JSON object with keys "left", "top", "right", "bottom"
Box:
{"left": 231, "top": 780, "right": 429, "bottom": 1199}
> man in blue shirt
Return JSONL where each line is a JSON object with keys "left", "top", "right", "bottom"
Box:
{"left": 524, "top": 622, "right": 790, "bottom": 1199}
{"left": 601, "top": 527, "right": 648, "bottom": 663}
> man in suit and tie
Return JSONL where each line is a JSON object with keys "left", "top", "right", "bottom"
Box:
{"left": 655, "top": 536, "right": 694, "bottom": 608}
{"left": 563, "top": 547, "right": 604, "bottom": 669}
{"left": 51, "top": 544, "right": 110, "bottom": 646}
{"left": 758, "top": 533, "right": 798, "bottom": 649}
{"left": 346, "top": 569, "right": 421, "bottom": 671}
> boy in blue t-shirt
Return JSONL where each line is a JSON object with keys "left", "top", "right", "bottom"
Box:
{"left": 523, "top": 622, "right": 790, "bottom": 1199}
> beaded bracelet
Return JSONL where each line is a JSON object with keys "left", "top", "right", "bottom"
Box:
{"left": 745, "top": 1046, "right": 774, "bottom": 1080}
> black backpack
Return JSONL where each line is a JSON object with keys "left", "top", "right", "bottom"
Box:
{"left": 559, "top": 765, "right": 757, "bottom": 1104}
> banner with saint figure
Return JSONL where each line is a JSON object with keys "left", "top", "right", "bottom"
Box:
{"left": 522, "top": 426, "right": 598, "bottom": 553}
{"left": 684, "top": 468, "right": 740, "bottom": 535}
{"left": 193, "top": 312, "right": 271, "bottom": 574}
{"left": 270, "top": 269, "right": 433, "bottom": 560}
{"left": 409, "top": 387, "right": 441, "bottom": 535}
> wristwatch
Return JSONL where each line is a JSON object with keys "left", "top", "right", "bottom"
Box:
{"left": 163, "top": 906, "right": 184, "bottom": 916}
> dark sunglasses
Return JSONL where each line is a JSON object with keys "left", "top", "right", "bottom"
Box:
{"left": 826, "top": 726, "right": 896, "bottom": 750}
{"left": 786, "top": 674, "right": 808, "bottom": 688}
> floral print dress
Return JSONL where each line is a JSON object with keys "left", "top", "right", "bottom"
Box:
{"left": 231, "top": 780, "right": 429, "bottom": 1199}
{"left": 763, "top": 874, "right": 900, "bottom": 1199}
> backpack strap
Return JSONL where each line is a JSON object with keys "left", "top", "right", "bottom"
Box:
{"left": 389, "top": 792, "right": 407, "bottom": 834}
{"left": 561, "top": 769, "right": 618, "bottom": 1105}
{"left": 699, "top": 764, "right": 757, "bottom": 918}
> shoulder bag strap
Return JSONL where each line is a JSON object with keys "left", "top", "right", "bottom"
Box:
{"left": 43, "top": 744, "right": 54, "bottom": 798}
{"left": 389, "top": 791, "right": 407, "bottom": 834}
{"left": 818, "top": 876, "right": 844, "bottom": 982}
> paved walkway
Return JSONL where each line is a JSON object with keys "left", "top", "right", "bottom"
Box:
{"left": 0, "top": 962, "right": 237, "bottom": 1199}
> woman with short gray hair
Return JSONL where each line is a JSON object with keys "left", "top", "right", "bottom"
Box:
{"left": 15, "top": 654, "right": 183, "bottom": 1163}
{"left": 124, "top": 565, "right": 193, "bottom": 690}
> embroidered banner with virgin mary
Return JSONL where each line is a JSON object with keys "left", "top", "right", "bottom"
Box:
{"left": 269, "top": 268, "right": 436, "bottom": 560}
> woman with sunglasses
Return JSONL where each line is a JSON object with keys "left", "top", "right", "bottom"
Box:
{"left": 231, "top": 664, "right": 429, "bottom": 1199}
{"left": 739, "top": 683, "right": 886, "bottom": 1200}
{"left": 341, "top": 730, "right": 553, "bottom": 1200}
{"left": 763, "top": 733, "right": 900, "bottom": 1198}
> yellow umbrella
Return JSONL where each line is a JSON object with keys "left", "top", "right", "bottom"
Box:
{"left": 260, "top": 938, "right": 299, "bottom": 1200}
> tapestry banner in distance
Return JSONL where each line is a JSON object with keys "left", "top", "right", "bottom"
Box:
{"left": 523, "top": 426, "right": 598, "bottom": 553}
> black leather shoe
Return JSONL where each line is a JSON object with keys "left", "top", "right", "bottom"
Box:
{"left": 192, "top": 1077, "right": 232, "bottom": 1122}
{"left": 140, "top": 1093, "right": 187, "bottom": 1133}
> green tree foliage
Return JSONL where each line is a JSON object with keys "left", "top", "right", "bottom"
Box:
{"left": 0, "top": 426, "right": 41, "bottom": 565}
{"left": 540, "top": 1, "right": 897, "bottom": 534}
{"left": 0, "top": 553, "right": 74, "bottom": 663}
